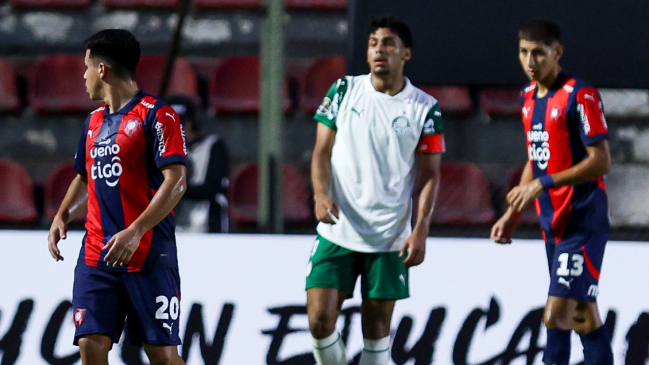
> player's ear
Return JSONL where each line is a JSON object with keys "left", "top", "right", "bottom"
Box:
{"left": 98, "top": 62, "right": 107, "bottom": 80}
{"left": 554, "top": 43, "right": 564, "bottom": 61}
{"left": 404, "top": 47, "right": 412, "bottom": 62}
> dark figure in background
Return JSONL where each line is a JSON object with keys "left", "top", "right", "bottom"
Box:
{"left": 167, "top": 95, "right": 230, "bottom": 233}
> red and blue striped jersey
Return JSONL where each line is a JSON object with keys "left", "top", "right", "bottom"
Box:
{"left": 521, "top": 72, "right": 610, "bottom": 244}
{"left": 74, "top": 90, "right": 187, "bottom": 272}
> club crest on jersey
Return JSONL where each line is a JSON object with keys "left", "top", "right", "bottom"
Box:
{"left": 392, "top": 116, "right": 411, "bottom": 135}
{"left": 551, "top": 107, "right": 561, "bottom": 121}
{"left": 74, "top": 309, "right": 86, "bottom": 327}
{"left": 124, "top": 119, "right": 142, "bottom": 136}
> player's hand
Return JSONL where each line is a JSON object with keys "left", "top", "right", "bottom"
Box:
{"left": 490, "top": 211, "right": 520, "bottom": 244}
{"left": 399, "top": 228, "right": 427, "bottom": 268}
{"left": 103, "top": 227, "right": 143, "bottom": 267}
{"left": 506, "top": 179, "right": 543, "bottom": 213}
{"left": 48, "top": 215, "right": 68, "bottom": 261}
{"left": 314, "top": 193, "right": 339, "bottom": 224}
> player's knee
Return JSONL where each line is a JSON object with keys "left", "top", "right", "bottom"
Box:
{"left": 308, "top": 310, "right": 337, "bottom": 338}
{"left": 544, "top": 308, "right": 572, "bottom": 329}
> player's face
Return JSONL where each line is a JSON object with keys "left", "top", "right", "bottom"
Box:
{"left": 367, "top": 28, "right": 411, "bottom": 77}
{"left": 84, "top": 50, "right": 103, "bottom": 100}
{"left": 518, "top": 39, "right": 563, "bottom": 82}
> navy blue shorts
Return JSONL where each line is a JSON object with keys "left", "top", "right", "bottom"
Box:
{"left": 72, "top": 263, "right": 182, "bottom": 347}
{"left": 545, "top": 233, "right": 607, "bottom": 302}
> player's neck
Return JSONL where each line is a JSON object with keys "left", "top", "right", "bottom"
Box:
{"left": 371, "top": 73, "right": 406, "bottom": 96}
{"left": 103, "top": 80, "right": 140, "bottom": 114}
{"left": 536, "top": 67, "right": 562, "bottom": 98}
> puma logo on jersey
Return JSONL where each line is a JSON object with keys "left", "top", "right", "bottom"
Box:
{"left": 162, "top": 322, "right": 173, "bottom": 334}
{"left": 165, "top": 112, "right": 176, "bottom": 122}
{"left": 584, "top": 94, "right": 596, "bottom": 101}
{"left": 351, "top": 107, "right": 363, "bottom": 116}
{"left": 522, "top": 106, "right": 531, "bottom": 119}
{"left": 558, "top": 277, "right": 573, "bottom": 289}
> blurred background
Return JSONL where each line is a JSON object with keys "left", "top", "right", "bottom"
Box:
{"left": 0, "top": 0, "right": 647, "bottom": 240}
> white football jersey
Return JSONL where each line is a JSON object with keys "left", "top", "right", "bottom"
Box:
{"left": 314, "top": 74, "right": 445, "bottom": 252}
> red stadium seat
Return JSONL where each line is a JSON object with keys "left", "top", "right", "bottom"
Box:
{"left": 300, "top": 56, "right": 346, "bottom": 114}
{"left": 479, "top": 87, "right": 522, "bottom": 118}
{"left": 229, "top": 162, "right": 312, "bottom": 225}
{"left": 432, "top": 162, "right": 496, "bottom": 225}
{"left": 10, "top": 0, "right": 89, "bottom": 8}
{"left": 209, "top": 56, "right": 290, "bottom": 114}
{"left": 506, "top": 163, "right": 539, "bottom": 226}
{"left": 0, "top": 159, "right": 38, "bottom": 224}
{"left": 284, "top": 0, "right": 346, "bottom": 10}
{"left": 0, "top": 58, "right": 20, "bottom": 113}
{"left": 193, "top": 0, "right": 261, "bottom": 9}
{"left": 100, "top": 0, "right": 178, "bottom": 9}
{"left": 44, "top": 162, "right": 86, "bottom": 223}
{"left": 136, "top": 55, "right": 199, "bottom": 99}
{"left": 28, "top": 54, "right": 101, "bottom": 114}
{"left": 420, "top": 86, "right": 473, "bottom": 116}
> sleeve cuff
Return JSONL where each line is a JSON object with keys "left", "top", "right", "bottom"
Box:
{"left": 539, "top": 175, "right": 555, "bottom": 190}
{"left": 156, "top": 155, "right": 187, "bottom": 169}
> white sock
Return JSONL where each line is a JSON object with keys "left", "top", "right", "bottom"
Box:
{"left": 313, "top": 331, "right": 347, "bottom": 365}
{"left": 358, "top": 336, "right": 390, "bottom": 365}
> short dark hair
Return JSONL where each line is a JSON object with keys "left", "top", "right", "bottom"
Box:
{"left": 85, "top": 29, "right": 140, "bottom": 80}
{"left": 367, "top": 16, "right": 413, "bottom": 49}
{"left": 519, "top": 20, "right": 562, "bottom": 46}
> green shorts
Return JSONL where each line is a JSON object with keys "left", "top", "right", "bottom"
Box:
{"left": 305, "top": 234, "right": 409, "bottom": 300}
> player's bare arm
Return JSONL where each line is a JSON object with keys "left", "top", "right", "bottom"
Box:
{"left": 400, "top": 153, "right": 441, "bottom": 267}
{"left": 491, "top": 163, "right": 532, "bottom": 244}
{"left": 507, "top": 140, "right": 611, "bottom": 213}
{"left": 104, "top": 163, "right": 187, "bottom": 267}
{"left": 311, "top": 123, "right": 339, "bottom": 224}
{"left": 48, "top": 174, "right": 88, "bottom": 261}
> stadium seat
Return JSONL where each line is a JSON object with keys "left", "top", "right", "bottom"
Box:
{"left": 28, "top": 54, "right": 101, "bottom": 113}
{"left": 420, "top": 86, "right": 473, "bottom": 116}
{"left": 300, "top": 55, "right": 346, "bottom": 114}
{"left": 10, "top": 0, "right": 89, "bottom": 8}
{"left": 432, "top": 162, "right": 496, "bottom": 225}
{"left": 44, "top": 162, "right": 86, "bottom": 223}
{"left": 506, "top": 163, "right": 539, "bottom": 226}
{"left": 284, "top": 0, "right": 346, "bottom": 10}
{"left": 209, "top": 56, "right": 291, "bottom": 114}
{"left": 193, "top": 0, "right": 261, "bottom": 9}
{"left": 229, "top": 162, "right": 312, "bottom": 225}
{"left": 0, "top": 58, "right": 20, "bottom": 113}
{"left": 0, "top": 159, "right": 39, "bottom": 224}
{"left": 100, "top": 0, "right": 179, "bottom": 9}
{"left": 478, "top": 87, "right": 522, "bottom": 118}
{"left": 136, "top": 55, "right": 199, "bottom": 99}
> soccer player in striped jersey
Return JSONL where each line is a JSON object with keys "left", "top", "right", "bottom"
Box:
{"left": 491, "top": 20, "right": 613, "bottom": 365}
{"left": 306, "top": 17, "right": 444, "bottom": 365}
{"left": 47, "top": 29, "right": 188, "bottom": 365}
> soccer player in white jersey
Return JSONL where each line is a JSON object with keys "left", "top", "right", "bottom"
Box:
{"left": 306, "top": 17, "right": 445, "bottom": 365}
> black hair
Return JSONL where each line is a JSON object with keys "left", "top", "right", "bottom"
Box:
{"left": 85, "top": 29, "right": 140, "bottom": 80}
{"left": 367, "top": 16, "right": 413, "bottom": 49}
{"left": 519, "top": 19, "right": 562, "bottom": 46}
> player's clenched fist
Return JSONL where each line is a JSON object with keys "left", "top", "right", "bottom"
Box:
{"left": 313, "top": 193, "right": 339, "bottom": 224}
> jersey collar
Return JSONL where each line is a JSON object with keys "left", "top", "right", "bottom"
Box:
{"left": 363, "top": 74, "right": 414, "bottom": 99}
{"left": 102, "top": 89, "right": 146, "bottom": 117}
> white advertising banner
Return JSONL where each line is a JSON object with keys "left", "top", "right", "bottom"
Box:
{"left": 0, "top": 230, "right": 646, "bottom": 365}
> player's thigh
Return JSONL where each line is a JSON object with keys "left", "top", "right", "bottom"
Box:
{"left": 544, "top": 296, "right": 579, "bottom": 329}
{"left": 572, "top": 300, "right": 604, "bottom": 335}
{"left": 360, "top": 251, "right": 409, "bottom": 300}
{"left": 143, "top": 343, "right": 183, "bottom": 365}
{"left": 123, "top": 266, "right": 182, "bottom": 347}
{"left": 547, "top": 233, "right": 607, "bottom": 302}
{"left": 307, "top": 288, "right": 348, "bottom": 324}
{"left": 306, "top": 235, "right": 358, "bottom": 297}
{"left": 72, "top": 264, "right": 128, "bottom": 346}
